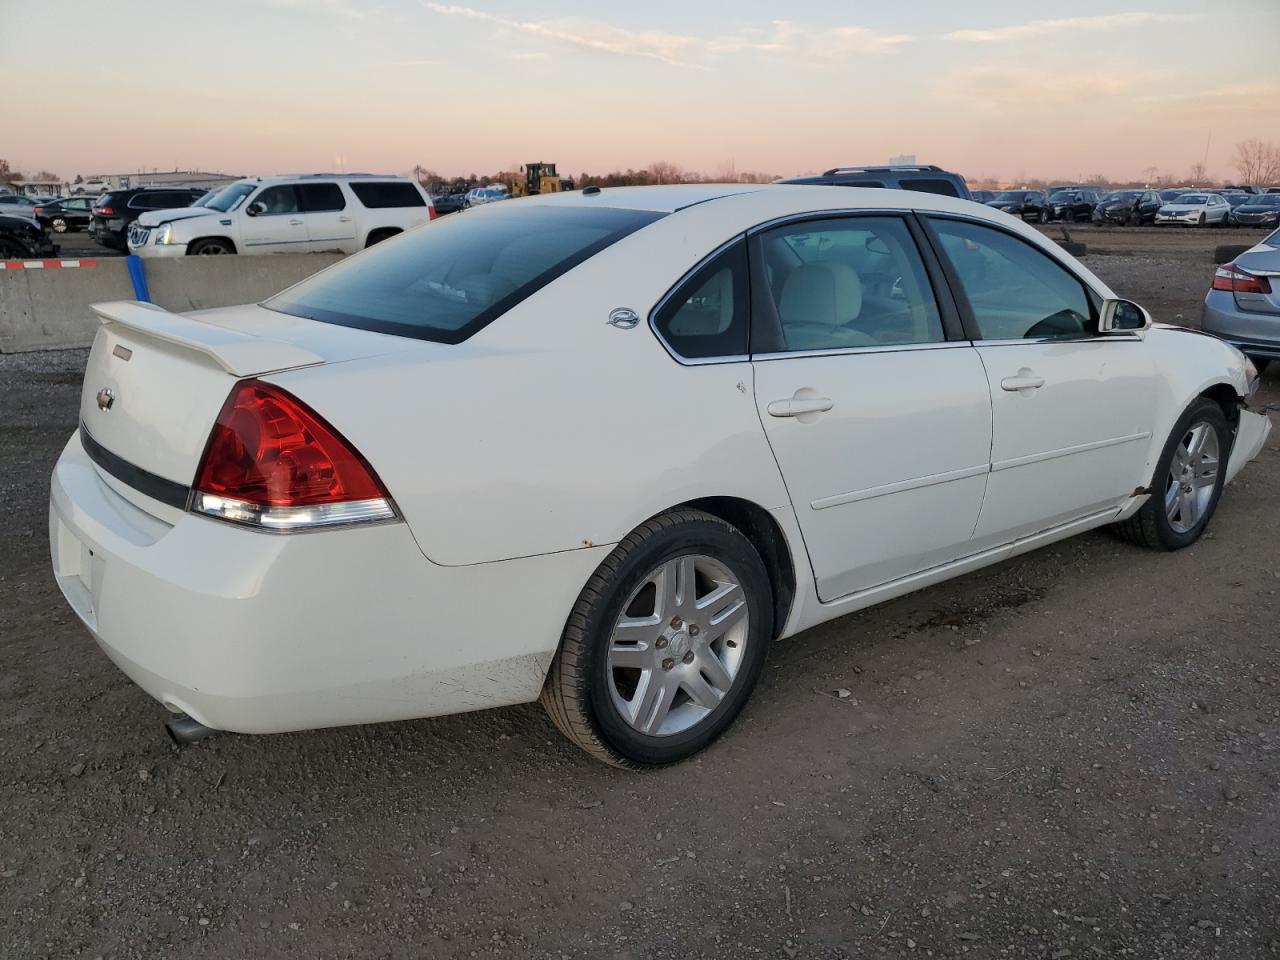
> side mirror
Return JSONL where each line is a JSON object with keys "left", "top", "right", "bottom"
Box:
{"left": 246, "top": 201, "right": 265, "bottom": 217}
{"left": 1100, "top": 298, "right": 1152, "bottom": 333}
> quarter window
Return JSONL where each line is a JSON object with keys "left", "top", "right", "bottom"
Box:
{"left": 929, "top": 218, "right": 1094, "bottom": 341}
{"left": 350, "top": 181, "right": 426, "bottom": 208}
{"left": 756, "top": 217, "right": 944, "bottom": 352}
{"left": 653, "top": 242, "right": 749, "bottom": 360}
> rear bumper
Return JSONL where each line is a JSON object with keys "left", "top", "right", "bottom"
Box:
{"left": 49, "top": 431, "right": 606, "bottom": 734}
{"left": 1202, "top": 290, "right": 1280, "bottom": 358}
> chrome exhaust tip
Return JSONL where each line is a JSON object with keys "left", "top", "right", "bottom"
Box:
{"left": 165, "top": 713, "right": 218, "bottom": 745}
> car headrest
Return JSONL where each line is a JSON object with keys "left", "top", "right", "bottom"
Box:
{"left": 778, "top": 262, "right": 863, "bottom": 329}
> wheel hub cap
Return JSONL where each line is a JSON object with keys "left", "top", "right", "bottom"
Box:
{"left": 605, "top": 553, "right": 750, "bottom": 737}
{"left": 1165, "top": 420, "right": 1220, "bottom": 534}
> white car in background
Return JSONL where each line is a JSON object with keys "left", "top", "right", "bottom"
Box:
{"left": 127, "top": 174, "right": 436, "bottom": 257}
{"left": 1155, "top": 192, "right": 1231, "bottom": 227}
{"left": 464, "top": 186, "right": 508, "bottom": 207}
{"left": 51, "top": 185, "right": 1269, "bottom": 767}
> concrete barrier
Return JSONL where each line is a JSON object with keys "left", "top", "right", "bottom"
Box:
{"left": 0, "top": 253, "right": 344, "bottom": 353}
{"left": 0, "top": 261, "right": 137, "bottom": 353}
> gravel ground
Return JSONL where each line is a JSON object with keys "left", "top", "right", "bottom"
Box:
{"left": 1, "top": 232, "right": 1277, "bottom": 959}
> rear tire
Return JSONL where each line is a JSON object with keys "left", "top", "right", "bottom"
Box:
{"left": 1111, "top": 398, "right": 1230, "bottom": 551}
{"left": 188, "top": 238, "right": 233, "bottom": 255}
{"left": 50, "top": 217, "right": 68, "bottom": 233}
{"left": 365, "top": 228, "right": 400, "bottom": 248}
{"left": 541, "top": 509, "right": 773, "bottom": 768}
{"left": 1038, "top": 208, "right": 1049, "bottom": 224}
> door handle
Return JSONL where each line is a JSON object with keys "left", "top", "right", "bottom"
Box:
{"left": 767, "top": 396, "right": 834, "bottom": 418}
{"left": 288, "top": 218, "right": 303, "bottom": 226}
{"left": 337, "top": 215, "right": 352, "bottom": 222}
{"left": 1000, "top": 373, "right": 1045, "bottom": 392}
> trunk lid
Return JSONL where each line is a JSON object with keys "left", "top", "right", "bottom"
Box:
{"left": 79, "top": 301, "right": 406, "bottom": 498}
{"left": 1234, "top": 246, "right": 1280, "bottom": 315}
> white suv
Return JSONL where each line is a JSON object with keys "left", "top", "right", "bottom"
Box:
{"left": 127, "top": 174, "right": 435, "bottom": 257}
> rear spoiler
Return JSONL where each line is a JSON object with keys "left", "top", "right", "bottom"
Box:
{"left": 91, "top": 300, "right": 323, "bottom": 377}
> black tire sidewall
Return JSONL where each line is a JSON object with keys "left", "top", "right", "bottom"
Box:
{"left": 584, "top": 520, "right": 773, "bottom": 765}
{"left": 1147, "top": 399, "right": 1231, "bottom": 549}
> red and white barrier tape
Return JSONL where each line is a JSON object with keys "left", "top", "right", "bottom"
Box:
{"left": 1, "top": 259, "right": 98, "bottom": 269}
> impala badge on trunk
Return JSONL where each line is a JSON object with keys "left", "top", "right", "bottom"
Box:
{"left": 96, "top": 388, "right": 115, "bottom": 412}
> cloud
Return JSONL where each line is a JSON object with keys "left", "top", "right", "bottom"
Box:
{"left": 424, "top": 3, "right": 699, "bottom": 65}
{"left": 710, "top": 20, "right": 914, "bottom": 63}
{"left": 424, "top": 5, "right": 913, "bottom": 67}
{"left": 942, "top": 64, "right": 1138, "bottom": 109}
{"left": 944, "top": 12, "right": 1196, "bottom": 43}
{"left": 1137, "top": 83, "right": 1280, "bottom": 122}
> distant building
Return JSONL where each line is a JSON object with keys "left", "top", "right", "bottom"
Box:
{"left": 1, "top": 179, "right": 66, "bottom": 197}
{"left": 84, "top": 170, "right": 242, "bottom": 191}
{"left": 888, "top": 154, "right": 917, "bottom": 165}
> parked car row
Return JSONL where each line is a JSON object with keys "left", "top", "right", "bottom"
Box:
{"left": 971, "top": 185, "right": 1279, "bottom": 229}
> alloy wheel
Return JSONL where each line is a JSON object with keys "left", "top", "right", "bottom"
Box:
{"left": 605, "top": 553, "right": 749, "bottom": 737}
{"left": 1165, "top": 420, "right": 1220, "bottom": 534}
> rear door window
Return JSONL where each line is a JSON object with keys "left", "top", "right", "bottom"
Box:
{"left": 297, "top": 183, "right": 345, "bottom": 212}
{"left": 267, "top": 205, "right": 663, "bottom": 344}
{"left": 349, "top": 181, "right": 426, "bottom": 209}
{"left": 900, "top": 178, "right": 961, "bottom": 198}
{"left": 754, "top": 216, "right": 944, "bottom": 352}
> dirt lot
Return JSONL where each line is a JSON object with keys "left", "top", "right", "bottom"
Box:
{"left": 1, "top": 230, "right": 1277, "bottom": 959}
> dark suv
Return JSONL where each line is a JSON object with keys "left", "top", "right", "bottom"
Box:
{"left": 1092, "top": 190, "right": 1163, "bottom": 226}
{"left": 1047, "top": 188, "right": 1099, "bottom": 222}
{"left": 985, "top": 190, "right": 1051, "bottom": 222}
{"left": 779, "top": 164, "right": 972, "bottom": 200}
{"left": 90, "top": 187, "right": 205, "bottom": 250}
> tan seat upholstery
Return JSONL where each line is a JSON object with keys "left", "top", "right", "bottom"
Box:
{"left": 777, "top": 262, "right": 873, "bottom": 351}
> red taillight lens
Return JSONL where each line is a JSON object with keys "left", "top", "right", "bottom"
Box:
{"left": 191, "top": 380, "right": 394, "bottom": 529}
{"left": 1213, "top": 261, "right": 1272, "bottom": 295}
{"left": 97, "top": 206, "right": 114, "bottom": 216}
{"left": 33, "top": 206, "right": 43, "bottom": 215}
{"left": 428, "top": 204, "right": 438, "bottom": 221}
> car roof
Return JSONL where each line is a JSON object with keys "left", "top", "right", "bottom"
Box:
{"left": 238, "top": 173, "right": 411, "bottom": 186}
{"left": 520, "top": 183, "right": 1009, "bottom": 220}
{"left": 519, "top": 183, "right": 766, "bottom": 213}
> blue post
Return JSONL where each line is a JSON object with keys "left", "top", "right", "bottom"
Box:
{"left": 125, "top": 255, "right": 150, "bottom": 303}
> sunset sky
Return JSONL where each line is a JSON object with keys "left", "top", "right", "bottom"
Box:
{"left": 3, "top": 0, "right": 1277, "bottom": 183}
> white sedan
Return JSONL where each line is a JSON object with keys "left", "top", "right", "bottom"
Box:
{"left": 1155, "top": 192, "right": 1232, "bottom": 227}
{"left": 50, "top": 185, "right": 1270, "bottom": 767}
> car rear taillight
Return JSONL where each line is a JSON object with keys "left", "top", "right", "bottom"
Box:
{"left": 33, "top": 206, "right": 43, "bottom": 215}
{"left": 96, "top": 206, "right": 114, "bottom": 216}
{"left": 1213, "top": 261, "right": 1272, "bottom": 295}
{"left": 191, "top": 379, "right": 395, "bottom": 530}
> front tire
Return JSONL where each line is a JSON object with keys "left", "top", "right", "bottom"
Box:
{"left": 1112, "top": 398, "right": 1230, "bottom": 551}
{"left": 541, "top": 509, "right": 773, "bottom": 768}
{"left": 188, "top": 238, "right": 233, "bottom": 255}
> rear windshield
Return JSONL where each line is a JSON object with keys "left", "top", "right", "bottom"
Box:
{"left": 266, "top": 205, "right": 664, "bottom": 344}
{"left": 350, "top": 181, "right": 426, "bottom": 209}
{"left": 899, "top": 177, "right": 961, "bottom": 197}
